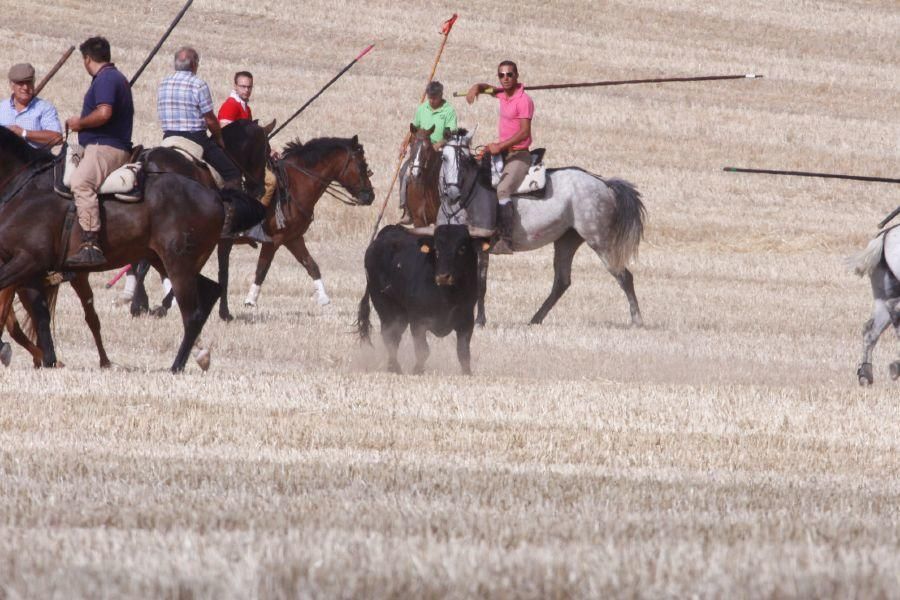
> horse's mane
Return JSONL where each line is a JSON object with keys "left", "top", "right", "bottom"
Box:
{"left": 0, "top": 125, "right": 55, "bottom": 166}
{"left": 281, "top": 137, "right": 356, "bottom": 163}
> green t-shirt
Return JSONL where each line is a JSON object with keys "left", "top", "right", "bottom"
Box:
{"left": 412, "top": 100, "right": 457, "bottom": 143}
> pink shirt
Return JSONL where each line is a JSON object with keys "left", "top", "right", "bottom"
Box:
{"left": 496, "top": 84, "right": 534, "bottom": 150}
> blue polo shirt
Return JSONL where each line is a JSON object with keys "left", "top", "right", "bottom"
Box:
{"left": 79, "top": 63, "right": 133, "bottom": 151}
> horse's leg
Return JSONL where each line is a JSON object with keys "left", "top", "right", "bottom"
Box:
{"left": 889, "top": 300, "right": 900, "bottom": 381}
{"left": 18, "top": 282, "right": 58, "bottom": 368}
{"left": 70, "top": 273, "right": 111, "bottom": 368}
{"left": 584, "top": 237, "right": 643, "bottom": 327}
{"left": 857, "top": 299, "right": 892, "bottom": 385}
{"left": 530, "top": 230, "right": 584, "bottom": 325}
{"left": 475, "top": 248, "right": 489, "bottom": 327}
{"left": 217, "top": 239, "right": 235, "bottom": 321}
{"left": 382, "top": 319, "right": 405, "bottom": 374}
{"left": 169, "top": 271, "right": 221, "bottom": 373}
{"left": 129, "top": 259, "right": 152, "bottom": 317}
{"left": 410, "top": 323, "right": 430, "bottom": 375}
{"left": 5, "top": 309, "right": 41, "bottom": 367}
{"left": 283, "top": 236, "right": 329, "bottom": 306}
{"left": 245, "top": 241, "right": 276, "bottom": 307}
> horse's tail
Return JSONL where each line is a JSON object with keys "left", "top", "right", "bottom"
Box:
{"left": 221, "top": 189, "right": 266, "bottom": 234}
{"left": 847, "top": 232, "right": 885, "bottom": 277}
{"left": 21, "top": 283, "right": 60, "bottom": 343}
{"left": 356, "top": 288, "right": 373, "bottom": 345}
{"left": 605, "top": 178, "right": 646, "bottom": 272}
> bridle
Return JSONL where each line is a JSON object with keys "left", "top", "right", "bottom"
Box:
{"left": 409, "top": 135, "right": 439, "bottom": 181}
{"left": 439, "top": 137, "right": 480, "bottom": 221}
{"left": 279, "top": 144, "right": 373, "bottom": 208}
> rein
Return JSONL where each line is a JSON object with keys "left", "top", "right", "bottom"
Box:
{"left": 0, "top": 158, "right": 56, "bottom": 206}
{"left": 439, "top": 141, "right": 480, "bottom": 222}
{"left": 278, "top": 145, "right": 371, "bottom": 215}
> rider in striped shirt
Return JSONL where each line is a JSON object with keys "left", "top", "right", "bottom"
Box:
{"left": 0, "top": 62, "right": 62, "bottom": 148}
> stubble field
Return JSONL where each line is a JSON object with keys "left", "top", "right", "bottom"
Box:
{"left": 1, "top": 0, "right": 899, "bottom": 597}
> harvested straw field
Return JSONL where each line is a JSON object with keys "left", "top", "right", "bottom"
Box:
{"left": 1, "top": 0, "right": 899, "bottom": 597}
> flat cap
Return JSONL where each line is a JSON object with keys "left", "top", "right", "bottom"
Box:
{"left": 8, "top": 63, "right": 35, "bottom": 82}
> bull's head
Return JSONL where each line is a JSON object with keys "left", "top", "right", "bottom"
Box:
{"left": 418, "top": 224, "right": 476, "bottom": 287}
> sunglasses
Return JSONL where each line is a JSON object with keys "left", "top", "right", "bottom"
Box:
{"left": 497, "top": 71, "right": 516, "bottom": 79}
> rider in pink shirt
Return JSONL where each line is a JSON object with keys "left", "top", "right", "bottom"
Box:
{"left": 465, "top": 60, "right": 533, "bottom": 254}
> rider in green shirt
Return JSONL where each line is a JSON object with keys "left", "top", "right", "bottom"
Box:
{"left": 399, "top": 81, "right": 457, "bottom": 225}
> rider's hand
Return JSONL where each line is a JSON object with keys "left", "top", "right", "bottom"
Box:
{"left": 485, "top": 142, "right": 503, "bottom": 155}
{"left": 6, "top": 124, "right": 23, "bottom": 136}
{"left": 466, "top": 84, "right": 481, "bottom": 105}
{"left": 65, "top": 116, "right": 81, "bottom": 132}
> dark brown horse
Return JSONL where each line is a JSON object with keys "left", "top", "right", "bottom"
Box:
{"left": 405, "top": 124, "right": 441, "bottom": 227}
{"left": 0, "top": 126, "right": 264, "bottom": 371}
{"left": 241, "top": 136, "right": 375, "bottom": 310}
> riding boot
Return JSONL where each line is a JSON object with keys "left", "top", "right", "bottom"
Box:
{"left": 65, "top": 231, "right": 106, "bottom": 268}
{"left": 492, "top": 201, "right": 515, "bottom": 255}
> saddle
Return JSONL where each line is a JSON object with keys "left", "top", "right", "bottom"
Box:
{"left": 491, "top": 148, "right": 547, "bottom": 196}
{"left": 54, "top": 142, "right": 146, "bottom": 202}
{"left": 159, "top": 136, "right": 225, "bottom": 188}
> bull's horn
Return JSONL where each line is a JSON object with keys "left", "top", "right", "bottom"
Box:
{"left": 467, "top": 225, "right": 494, "bottom": 238}
{"left": 407, "top": 225, "right": 435, "bottom": 236}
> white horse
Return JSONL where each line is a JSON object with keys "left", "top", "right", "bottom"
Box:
{"left": 849, "top": 224, "right": 900, "bottom": 385}
{"left": 437, "top": 131, "right": 646, "bottom": 327}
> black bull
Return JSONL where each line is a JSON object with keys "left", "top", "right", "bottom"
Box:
{"left": 356, "top": 224, "right": 482, "bottom": 375}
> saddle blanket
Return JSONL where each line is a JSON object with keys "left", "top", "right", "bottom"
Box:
{"left": 159, "top": 136, "right": 224, "bottom": 188}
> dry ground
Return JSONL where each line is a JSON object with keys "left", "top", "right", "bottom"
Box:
{"left": 2, "top": 0, "right": 900, "bottom": 597}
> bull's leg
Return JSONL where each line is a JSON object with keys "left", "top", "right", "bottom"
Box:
{"left": 858, "top": 299, "right": 893, "bottom": 385}
{"left": 70, "top": 273, "right": 111, "bottom": 368}
{"left": 410, "top": 323, "right": 430, "bottom": 375}
{"left": 381, "top": 319, "right": 406, "bottom": 374}
{"left": 246, "top": 241, "right": 276, "bottom": 307}
{"left": 283, "top": 236, "right": 329, "bottom": 306}
{"left": 476, "top": 248, "right": 489, "bottom": 327}
{"left": 456, "top": 322, "right": 474, "bottom": 376}
{"left": 217, "top": 239, "right": 235, "bottom": 321}
{"left": 531, "top": 230, "right": 584, "bottom": 325}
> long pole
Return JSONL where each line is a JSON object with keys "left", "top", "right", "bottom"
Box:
{"left": 723, "top": 166, "right": 900, "bottom": 185}
{"left": 452, "top": 73, "right": 762, "bottom": 97}
{"left": 268, "top": 44, "right": 376, "bottom": 141}
{"left": 129, "top": 0, "right": 194, "bottom": 88}
{"left": 34, "top": 46, "right": 75, "bottom": 97}
{"left": 370, "top": 14, "right": 458, "bottom": 240}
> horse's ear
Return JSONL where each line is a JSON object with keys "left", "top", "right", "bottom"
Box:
{"left": 262, "top": 119, "right": 276, "bottom": 135}
{"left": 409, "top": 123, "right": 417, "bottom": 134}
{"left": 351, "top": 134, "right": 359, "bottom": 145}
{"left": 464, "top": 129, "right": 475, "bottom": 145}
{"left": 443, "top": 127, "right": 452, "bottom": 141}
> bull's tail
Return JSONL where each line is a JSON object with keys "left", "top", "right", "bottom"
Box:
{"left": 847, "top": 233, "right": 885, "bottom": 277}
{"left": 221, "top": 189, "right": 266, "bottom": 235}
{"left": 356, "top": 288, "right": 373, "bottom": 345}
{"left": 605, "top": 178, "right": 646, "bottom": 272}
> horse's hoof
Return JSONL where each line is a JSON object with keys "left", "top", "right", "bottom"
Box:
{"left": 55, "top": 360, "right": 65, "bottom": 369}
{"left": 0, "top": 342, "right": 11, "bottom": 367}
{"left": 150, "top": 306, "right": 168, "bottom": 318}
{"left": 857, "top": 363, "right": 874, "bottom": 386}
{"left": 130, "top": 307, "right": 149, "bottom": 318}
{"left": 890, "top": 361, "right": 900, "bottom": 381}
{"left": 316, "top": 295, "right": 331, "bottom": 307}
{"left": 387, "top": 362, "right": 402, "bottom": 374}
{"left": 631, "top": 315, "right": 645, "bottom": 328}
{"left": 100, "top": 360, "right": 112, "bottom": 369}
{"left": 243, "top": 300, "right": 257, "bottom": 308}
{"left": 475, "top": 316, "right": 486, "bottom": 328}
{"left": 220, "top": 311, "right": 234, "bottom": 322}
{"left": 194, "top": 348, "right": 211, "bottom": 371}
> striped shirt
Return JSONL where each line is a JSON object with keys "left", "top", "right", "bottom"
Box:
{"left": 157, "top": 71, "right": 214, "bottom": 132}
{"left": 0, "top": 95, "right": 61, "bottom": 147}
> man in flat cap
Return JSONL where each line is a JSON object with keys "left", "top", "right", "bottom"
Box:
{"left": 0, "top": 62, "right": 62, "bottom": 148}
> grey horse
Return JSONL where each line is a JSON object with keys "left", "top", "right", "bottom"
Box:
{"left": 849, "top": 224, "right": 900, "bottom": 385}
{"left": 437, "top": 130, "right": 646, "bottom": 327}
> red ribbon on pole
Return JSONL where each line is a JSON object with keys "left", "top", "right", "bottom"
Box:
{"left": 441, "top": 14, "right": 458, "bottom": 35}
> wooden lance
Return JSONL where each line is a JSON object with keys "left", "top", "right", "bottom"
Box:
{"left": 34, "top": 46, "right": 75, "bottom": 97}
{"left": 724, "top": 166, "right": 900, "bottom": 228}
{"left": 452, "top": 73, "right": 763, "bottom": 97}
{"left": 129, "top": 0, "right": 194, "bottom": 88}
{"left": 370, "top": 14, "right": 458, "bottom": 240}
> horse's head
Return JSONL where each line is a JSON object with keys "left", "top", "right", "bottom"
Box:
{"left": 408, "top": 124, "right": 439, "bottom": 182}
{"left": 221, "top": 119, "right": 273, "bottom": 199}
{"left": 0, "top": 125, "right": 55, "bottom": 194}
{"left": 439, "top": 128, "right": 475, "bottom": 203}
{"left": 336, "top": 135, "right": 375, "bottom": 205}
